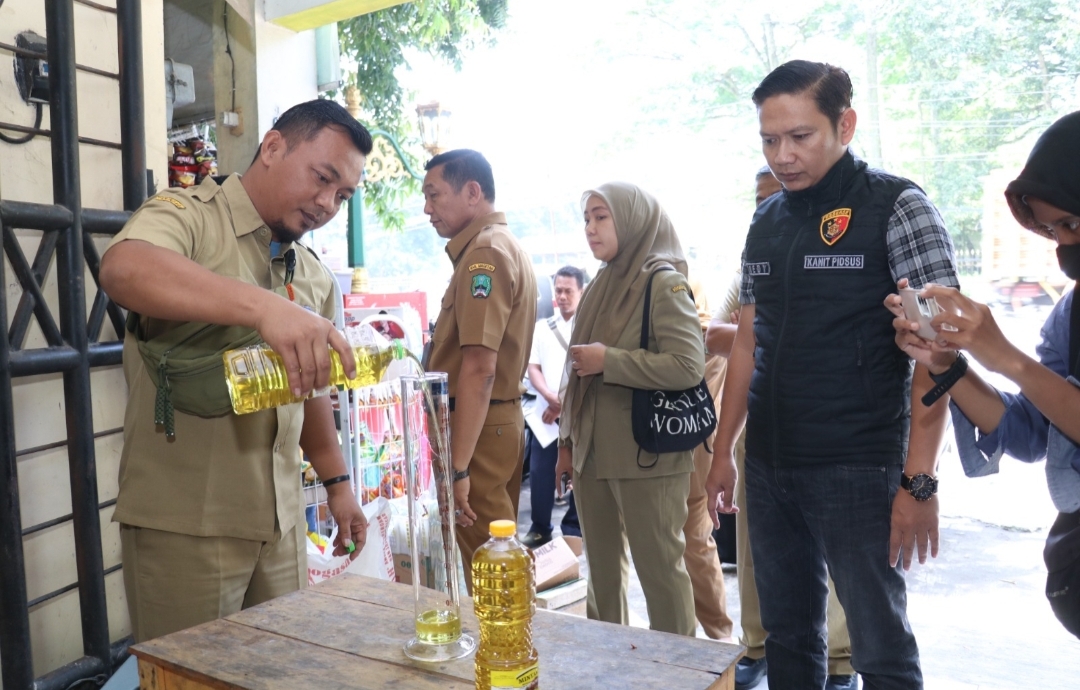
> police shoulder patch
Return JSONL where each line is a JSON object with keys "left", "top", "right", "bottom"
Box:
{"left": 471, "top": 273, "right": 492, "bottom": 298}
{"left": 672, "top": 284, "right": 688, "bottom": 294}
{"left": 153, "top": 195, "right": 185, "bottom": 210}
{"left": 469, "top": 262, "right": 496, "bottom": 272}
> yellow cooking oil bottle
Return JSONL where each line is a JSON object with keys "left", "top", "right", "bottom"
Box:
{"left": 472, "top": 520, "right": 539, "bottom": 690}
{"left": 222, "top": 324, "right": 408, "bottom": 414}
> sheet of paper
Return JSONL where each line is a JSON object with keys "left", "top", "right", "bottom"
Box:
{"left": 524, "top": 397, "right": 560, "bottom": 448}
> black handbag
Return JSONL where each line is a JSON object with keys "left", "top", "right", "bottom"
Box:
{"left": 630, "top": 267, "right": 717, "bottom": 468}
{"left": 1044, "top": 284, "right": 1080, "bottom": 639}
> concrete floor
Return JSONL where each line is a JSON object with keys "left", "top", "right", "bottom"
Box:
{"left": 518, "top": 310, "right": 1080, "bottom": 688}
{"left": 517, "top": 449, "right": 1080, "bottom": 690}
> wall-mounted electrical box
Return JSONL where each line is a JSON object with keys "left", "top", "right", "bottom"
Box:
{"left": 14, "top": 31, "right": 49, "bottom": 104}
{"left": 165, "top": 58, "right": 196, "bottom": 128}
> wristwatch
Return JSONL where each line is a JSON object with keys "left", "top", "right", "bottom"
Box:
{"left": 452, "top": 467, "right": 470, "bottom": 483}
{"left": 921, "top": 352, "right": 968, "bottom": 407}
{"left": 901, "top": 472, "right": 938, "bottom": 501}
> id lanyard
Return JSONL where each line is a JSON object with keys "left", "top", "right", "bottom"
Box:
{"left": 270, "top": 242, "right": 297, "bottom": 301}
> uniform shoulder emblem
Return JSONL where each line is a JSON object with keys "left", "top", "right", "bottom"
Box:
{"left": 471, "top": 273, "right": 492, "bottom": 298}
{"left": 469, "top": 262, "right": 496, "bottom": 273}
{"left": 153, "top": 195, "right": 185, "bottom": 210}
{"left": 671, "top": 284, "right": 688, "bottom": 294}
{"left": 820, "top": 208, "right": 852, "bottom": 246}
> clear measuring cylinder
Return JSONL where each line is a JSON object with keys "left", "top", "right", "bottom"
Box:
{"left": 400, "top": 372, "right": 475, "bottom": 662}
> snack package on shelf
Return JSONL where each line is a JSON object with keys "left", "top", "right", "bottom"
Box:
{"left": 168, "top": 136, "right": 217, "bottom": 188}
{"left": 351, "top": 381, "right": 431, "bottom": 505}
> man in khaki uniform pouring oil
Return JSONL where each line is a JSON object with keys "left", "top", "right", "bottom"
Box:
{"left": 99, "top": 100, "right": 372, "bottom": 642}
{"left": 423, "top": 149, "right": 536, "bottom": 584}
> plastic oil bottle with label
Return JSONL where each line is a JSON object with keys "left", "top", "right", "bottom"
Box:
{"left": 472, "top": 519, "right": 539, "bottom": 690}
{"left": 222, "top": 323, "right": 409, "bottom": 415}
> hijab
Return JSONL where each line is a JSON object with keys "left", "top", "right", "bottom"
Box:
{"left": 564, "top": 181, "right": 687, "bottom": 426}
{"left": 1005, "top": 111, "right": 1080, "bottom": 239}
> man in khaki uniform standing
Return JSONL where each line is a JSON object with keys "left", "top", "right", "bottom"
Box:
{"left": 100, "top": 100, "right": 372, "bottom": 642}
{"left": 423, "top": 149, "right": 536, "bottom": 582}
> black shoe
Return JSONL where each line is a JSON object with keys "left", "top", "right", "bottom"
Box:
{"left": 520, "top": 531, "right": 552, "bottom": 548}
{"left": 734, "top": 656, "right": 767, "bottom": 690}
{"left": 826, "top": 674, "right": 857, "bottom": 690}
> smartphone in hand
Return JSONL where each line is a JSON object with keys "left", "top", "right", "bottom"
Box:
{"left": 899, "top": 287, "right": 941, "bottom": 340}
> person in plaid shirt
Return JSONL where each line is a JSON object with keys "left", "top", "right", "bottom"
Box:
{"left": 707, "top": 60, "right": 958, "bottom": 690}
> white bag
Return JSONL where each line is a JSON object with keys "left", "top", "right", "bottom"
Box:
{"left": 307, "top": 497, "right": 395, "bottom": 585}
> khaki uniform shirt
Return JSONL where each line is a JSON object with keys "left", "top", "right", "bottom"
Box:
{"left": 428, "top": 212, "right": 536, "bottom": 401}
{"left": 575, "top": 270, "right": 705, "bottom": 479}
{"left": 109, "top": 175, "right": 336, "bottom": 542}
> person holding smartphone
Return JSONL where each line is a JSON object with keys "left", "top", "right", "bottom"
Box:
{"left": 886, "top": 111, "right": 1080, "bottom": 639}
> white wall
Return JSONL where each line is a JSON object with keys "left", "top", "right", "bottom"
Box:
{"left": 0, "top": 0, "right": 311, "bottom": 680}
{"left": 254, "top": 1, "right": 317, "bottom": 138}
{"left": 0, "top": 0, "right": 165, "bottom": 681}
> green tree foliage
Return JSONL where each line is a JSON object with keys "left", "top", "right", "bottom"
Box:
{"left": 866, "top": 0, "right": 1080, "bottom": 267}
{"left": 635, "top": 0, "right": 1080, "bottom": 275}
{"left": 338, "top": 0, "right": 508, "bottom": 231}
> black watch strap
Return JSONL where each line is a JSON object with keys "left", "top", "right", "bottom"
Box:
{"left": 452, "top": 467, "right": 470, "bottom": 482}
{"left": 921, "top": 353, "right": 968, "bottom": 407}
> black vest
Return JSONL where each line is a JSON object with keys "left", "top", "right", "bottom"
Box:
{"left": 744, "top": 152, "right": 914, "bottom": 466}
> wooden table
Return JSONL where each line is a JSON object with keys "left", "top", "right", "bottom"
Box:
{"left": 132, "top": 574, "right": 742, "bottom": 689}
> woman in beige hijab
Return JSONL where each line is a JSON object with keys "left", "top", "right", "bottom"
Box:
{"left": 555, "top": 181, "right": 705, "bottom": 636}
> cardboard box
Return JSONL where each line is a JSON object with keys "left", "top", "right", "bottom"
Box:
{"left": 536, "top": 577, "right": 587, "bottom": 610}
{"left": 393, "top": 552, "right": 435, "bottom": 588}
{"left": 533, "top": 536, "right": 582, "bottom": 592}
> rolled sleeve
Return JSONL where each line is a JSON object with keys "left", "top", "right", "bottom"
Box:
{"left": 952, "top": 293, "right": 1078, "bottom": 476}
{"left": 886, "top": 188, "right": 960, "bottom": 289}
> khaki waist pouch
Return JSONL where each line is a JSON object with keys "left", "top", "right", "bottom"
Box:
{"left": 127, "top": 311, "right": 263, "bottom": 438}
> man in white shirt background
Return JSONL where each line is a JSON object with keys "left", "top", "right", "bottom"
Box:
{"left": 521, "top": 266, "right": 585, "bottom": 547}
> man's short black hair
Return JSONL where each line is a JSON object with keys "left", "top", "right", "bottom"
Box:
{"left": 755, "top": 165, "right": 774, "bottom": 180}
{"left": 425, "top": 149, "right": 495, "bottom": 202}
{"left": 554, "top": 265, "right": 585, "bottom": 289}
{"left": 752, "top": 60, "right": 853, "bottom": 130}
{"left": 253, "top": 99, "right": 373, "bottom": 163}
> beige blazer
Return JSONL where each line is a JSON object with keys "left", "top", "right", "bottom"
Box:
{"left": 572, "top": 269, "right": 706, "bottom": 480}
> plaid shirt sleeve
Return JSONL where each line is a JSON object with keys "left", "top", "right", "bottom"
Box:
{"left": 887, "top": 187, "right": 961, "bottom": 290}
{"left": 739, "top": 246, "right": 756, "bottom": 304}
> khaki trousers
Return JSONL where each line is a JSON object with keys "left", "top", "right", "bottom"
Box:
{"left": 121, "top": 521, "right": 305, "bottom": 643}
{"left": 574, "top": 457, "right": 696, "bottom": 636}
{"left": 734, "top": 433, "right": 854, "bottom": 674}
{"left": 682, "top": 353, "right": 734, "bottom": 639}
{"left": 684, "top": 441, "right": 734, "bottom": 639}
{"left": 454, "top": 400, "right": 525, "bottom": 591}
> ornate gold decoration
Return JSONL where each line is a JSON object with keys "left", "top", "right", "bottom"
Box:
{"left": 364, "top": 135, "right": 412, "bottom": 184}
{"left": 345, "top": 86, "right": 363, "bottom": 119}
{"left": 351, "top": 266, "right": 370, "bottom": 294}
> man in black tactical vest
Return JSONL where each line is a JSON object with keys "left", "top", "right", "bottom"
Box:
{"left": 706, "top": 61, "right": 959, "bottom": 690}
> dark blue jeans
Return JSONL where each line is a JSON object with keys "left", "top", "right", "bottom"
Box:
{"left": 528, "top": 432, "right": 580, "bottom": 537}
{"left": 744, "top": 456, "right": 922, "bottom": 690}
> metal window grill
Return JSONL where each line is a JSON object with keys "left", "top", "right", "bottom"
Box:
{"left": 0, "top": 1, "right": 146, "bottom": 688}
